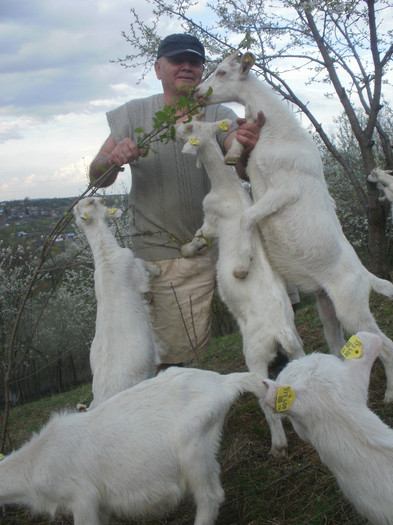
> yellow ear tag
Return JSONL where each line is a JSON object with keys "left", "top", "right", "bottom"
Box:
{"left": 189, "top": 138, "right": 199, "bottom": 146}
{"left": 0, "top": 454, "right": 4, "bottom": 461}
{"left": 219, "top": 121, "right": 228, "bottom": 131}
{"left": 341, "top": 335, "right": 363, "bottom": 359}
{"left": 276, "top": 386, "right": 296, "bottom": 412}
{"left": 108, "top": 207, "right": 117, "bottom": 214}
{"left": 83, "top": 212, "right": 90, "bottom": 221}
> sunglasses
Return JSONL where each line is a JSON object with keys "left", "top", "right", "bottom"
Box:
{"left": 167, "top": 55, "right": 204, "bottom": 67}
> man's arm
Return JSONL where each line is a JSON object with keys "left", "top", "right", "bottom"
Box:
{"left": 89, "top": 135, "right": 143, "bottom": 188}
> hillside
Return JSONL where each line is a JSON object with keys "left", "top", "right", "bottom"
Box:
{"left": 3, "top": 293, "right": 393, "bottom": 524}
{"left": 0, "top": 195, "right": 126, "bottom": 248}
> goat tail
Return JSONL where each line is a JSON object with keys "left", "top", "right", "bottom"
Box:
{"left": 369, "top": 273, "right": 393, "bottom": 299}
{"left": 225, "top": 372, "right": 266, "bottom": 398}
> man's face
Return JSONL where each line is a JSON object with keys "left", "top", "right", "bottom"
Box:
{"left": 155, "top": 54, "right": 204, "bottom": 98}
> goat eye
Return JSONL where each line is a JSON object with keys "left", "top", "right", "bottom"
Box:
{"left": 216, "top": 70, "right": 226, "bottom": 77}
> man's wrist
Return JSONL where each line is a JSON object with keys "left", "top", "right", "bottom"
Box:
{"left": 89, "top": 156, "right": 123, "bottom": 187}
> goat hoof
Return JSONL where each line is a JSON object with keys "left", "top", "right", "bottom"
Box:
{"left": 224, "top": 155, "right": 240, "bottom": 166}
{"left": 146, "top": 263, "right": 161, "bottom": 277}
{"left": 180, "top": 246, "right": 193, "bottom": 258}
{"left": 384, "top": 390, "right": 393, "bottom": 404}
{"left": 269, "top": 445, "right": 288, "bottom": 458}
{"left": 233, "top": 268, "right": 249, "bottom": 279}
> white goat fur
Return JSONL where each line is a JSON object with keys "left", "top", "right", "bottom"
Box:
{"left": 264, "top": 331, "right": 393, "bottom": 525}
{"left": 196, "top": 52, "right": 393, "bottom": 402}
{"left": 0, "top": 367, "right": 266, "bottom": 525}
{"left": 368, "top": 168, "right": 393, "bottom": 220}
{"left": 73, "top": 197, "right": 161, "bottom": 409}
{"left": 176, "top": 116, "right": 304, "bottom": 456}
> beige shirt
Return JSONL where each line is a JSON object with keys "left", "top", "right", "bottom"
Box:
{"left": 107, "top": 94, "right": 237, "bottom": 261}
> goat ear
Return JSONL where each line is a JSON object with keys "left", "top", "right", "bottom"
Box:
{"left": 195, "top": 112, "right": 204, "bottom": 121}
{"left": 217, "top": 119, "right": 233, "bottom": 132}
{"left": 264, "top": 380, "right": 299, "bottom": 414}
{"left": 107, "top": 207, "right": 122, "bottom": 220}
{"left": 343, "top": 332, "right": 381, "bottom": 381}
{"left": 240, "top": 52, "right": 255, "bottom": 75}
{"left": 181, "top": 141, "right": 198, "bottom": 156}
{"left": 229, "top": 52, "right": 241, "bottom": 64}
{"left": 263, "top": 379, "right": 279, "bottom": 410}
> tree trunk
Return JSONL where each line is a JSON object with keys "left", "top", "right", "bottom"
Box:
{"left": 367, "top": 180, "right": 389, "bottom": 278}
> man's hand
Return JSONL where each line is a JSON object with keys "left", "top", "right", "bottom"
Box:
{"left": 235, "top": 110, "right": 265, "bottom": 153}
{"left": 109, "top": 138, "right": 144, "bottom": 166}
{"left": 89, "top": 134, "right": 144, "bottom": 188}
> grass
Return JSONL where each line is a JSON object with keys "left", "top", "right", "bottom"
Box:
{"left": 2, "top": 294, "right": 393, "bottom": 524}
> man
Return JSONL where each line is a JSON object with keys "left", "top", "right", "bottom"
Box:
{"left": 90, "top": 34, "right": 264, "bottom": 370}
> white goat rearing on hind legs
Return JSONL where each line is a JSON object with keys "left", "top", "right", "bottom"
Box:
{"left": 368, "top": 167, "right": 393, "bottom": 202}
{"left": 195, "top": 52, "right": 393, "bottom": 403}
{"left": 73, "top": 197, "right": 161, "bottom": 409}
{"left": 176, "top": 115, "right": 304, "bottom": 456}
{"left": 0, "top": 367, "right": 267, "bottom": 525}
{"left": 264, "top": 331, "right": 393, "bottom": 525}
{"left": 368, "top": 168, "right": 393, "bottom": 225}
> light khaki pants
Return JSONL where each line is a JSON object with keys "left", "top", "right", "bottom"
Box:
{"left": 147, "top": 248, "right": 218, "bottom": 364}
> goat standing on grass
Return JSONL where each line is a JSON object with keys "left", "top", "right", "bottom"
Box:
{"left": 176, "top": 115, "right": 304, "bottom": 456}
{"left": 0, "top": 367, "right": 266, "bottom": 525}
{"left": 264, "top": 331, "right": 393, "bottom": 525}
{"left": 73, "top": 197, "right": 161, "bottom": 409}
{"left": 195, "top": 52, "right": 393, "bottom": 402}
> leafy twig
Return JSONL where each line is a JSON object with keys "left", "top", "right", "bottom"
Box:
{"left": 134, "top": 90, "right": 211, "bottom": 156}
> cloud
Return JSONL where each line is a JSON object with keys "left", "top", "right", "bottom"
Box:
{"left": 0, "top": 0, "right": 153, "bottom": 117}
{"left": 1, "top": 0, "right": 392, "bottom": 202}
{"left": 0, "top": 28, "right": 160, "bottom": 201}
{"left": 0, "top": 0, "right": 177, "bottom": 200}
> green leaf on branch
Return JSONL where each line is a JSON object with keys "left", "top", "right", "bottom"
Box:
{"left": 238, "top": 30, "right": 257, "bottom": 51}
{"left": 134, "top": 93, "right": 206, "bottom": 156}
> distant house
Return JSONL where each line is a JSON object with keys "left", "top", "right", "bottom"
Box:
{"left": 17, "top": 231, "right": 28, "bottom": 237}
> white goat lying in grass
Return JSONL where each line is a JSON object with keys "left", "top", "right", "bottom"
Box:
{"left": 176, "top": 115, "right": 304, "bottom": 456}
{"left": 0, "top": 367, "right": 265, "bottom": 525}
{"left": 195, "top": 52, "right": 393, "bottom": 402}
{"left": 368, "top": 167, "right": 393, "bottom": 206}
{"left": 74, "top": 197, "right": 161, "bottom": 409}
{"left": 264, "top": 331, "right": 393, "bottom": 525}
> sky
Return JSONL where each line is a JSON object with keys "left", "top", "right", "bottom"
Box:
{"left": 1, "top": 0, "right": 392, "bottom": 202}
{"left": 1, "top": 0, "right": 165, "bottom": 201}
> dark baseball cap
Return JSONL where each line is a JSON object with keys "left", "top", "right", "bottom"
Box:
{"left": 157, "top": 34, "right": 205, "bottom": 62}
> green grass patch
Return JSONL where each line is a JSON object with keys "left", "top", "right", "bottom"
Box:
{"left": 2, "top": 297, "right": 392, "bottom": 524}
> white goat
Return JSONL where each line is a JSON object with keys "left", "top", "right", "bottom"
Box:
{"left": 0, "top": 367, "right": 266, "bottom": 525}
{"left": 368, "top": 167, "right": 393, "bottom": 209}
{"left": 196, "top": 52, "right": 393, "bottom": 402}
{"left": 264, "top": 331, "right": 393, "bottom": 525}
{"left": 73, "top": 197, "right": 161, "bottom": 409}
{"left": 176, "top": 116, "right": 304, "bottom": 456}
